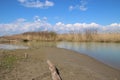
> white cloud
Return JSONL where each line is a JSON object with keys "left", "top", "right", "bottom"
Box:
{"left": 110, "top": 23, "right": 120, "bottom": 27}
{"left": 34, "top": 16, "right": 41, "bottom": 22}
{"left": 18, "top": 0, "right": 54, "bottom": 8}
{"left": 0, "top": 16, "right": 120, "bottom": 36}
{"left": 69, "top": 5, "right": 74, "bottom": 11}
{"left": 42, "top": 16, "right": 47, "bottom": 21}
{"left": 80, "top": 0, "right": 88, "bottom": 11}
{"left": 45, "top": 0, "right": 54, "bottom": 7}
{"left": 69, "top": 0, "right": 88, "bottom": 11}
{"left": 80, "top": 5, "right": 87, "bottom": 11}
{"left": 55, "top": 22, "right": 65, "bottom": 26}
{"left": 99, "top": 23, "right": 120, "bottom": 33}
{"left": 15, "top": 18, "right": 26, "bottom": 23}
{"left": 18, "top": 0, "right": 26, "bottom": 3}
{"left": 53, "top": 22, "right": 101, "bottom": 33}
{"left": 0, "top": 16, "right": 53, "bottom": 36}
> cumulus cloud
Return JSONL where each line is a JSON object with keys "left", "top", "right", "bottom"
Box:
{"left": 53, "top": 22, "right": 101, "bottom": 33}
{"left": 18, "top": 0, "right": 54, "bottom": 8}
{"left": 69, "top": 0, "right": 88, "bottom": 11}
{"left": 34, "top": 16, "right": 41, "bottom": 22}
{"left": 42, "top": 16, "right": 47, "bottom": 21}
{"left": 53, "top": 22, "right": 120, "bottom": 33}
{"left": 0, "top": 16, "right": 52, "bottom": 36}
{"left": 101, "top": 23, "right": 120, "bottom": 33}
{"left": 0, "top": 16, "right": 120, "bottom": 36}
{"left": 110, "top": 23, "right": 120, "bottom": 27}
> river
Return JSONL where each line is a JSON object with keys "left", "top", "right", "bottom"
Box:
{"left": 57, "top": 42, "right": 120, "bottom": 70}
{"left": 0, "top": 42, "right": 120, "bottom": 70}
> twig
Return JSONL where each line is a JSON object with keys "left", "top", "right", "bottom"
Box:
{"left": 24, "top": 53, "right": 28, "bottom": 59}
{"left": 47, "top": 60, "right": 62, "bottom": 80}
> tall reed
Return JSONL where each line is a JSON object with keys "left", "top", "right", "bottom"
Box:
{"left": 1, "top": 31, "right": 120, "bottom": 42}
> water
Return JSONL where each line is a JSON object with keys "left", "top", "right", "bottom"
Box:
{"left": 0, "top": 42, "right": 120, "bottom": 70}
{"left": 0, "top": 44, "right": 28, "bottom": 50}
{"left": 57, "top": 42, "right": 120, "bottom": 70}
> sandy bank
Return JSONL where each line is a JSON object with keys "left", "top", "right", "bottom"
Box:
{"left": 0, "top": 47, "right": 120, "bottom": 80}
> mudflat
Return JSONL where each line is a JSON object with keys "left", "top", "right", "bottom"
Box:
{"left": 0, "top": 47, "right": 120, "bottom": 80}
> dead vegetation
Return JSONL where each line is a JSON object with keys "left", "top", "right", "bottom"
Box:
{"left": 0, "top": 30, "right": 120, "bottom": 42}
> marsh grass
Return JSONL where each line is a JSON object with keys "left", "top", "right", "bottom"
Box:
{"left": 1, "top": 31, "right": 120, "bottom": 43}
{"left": 57, "top": 33, "right": 120, "bottom": 42}
{"left": 0, "top": 53, "right": 18, "bottom": 72}
{"left": 22, "top": 31, "right": 57, "bottom": 41}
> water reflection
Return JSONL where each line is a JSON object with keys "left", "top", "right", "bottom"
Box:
{"left": 0, "top": 41, "right": 120, "bottom": 70}
{"left": 24, "top": 41, "right": 57, "bottom": 48}
{"left": 57, "top": 42, "right": 120, "bottom": 70}
{"left": 0, "top": 44, "right": 28, "bottom": 50}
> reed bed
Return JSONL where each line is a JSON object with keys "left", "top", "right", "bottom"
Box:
{"left": 0, "top": 31, "right": 120, "bottom": 43}
{"left": 57, "top": 33, "right": 120, "bottom": 42}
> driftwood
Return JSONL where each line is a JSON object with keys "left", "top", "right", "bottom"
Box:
{"left": 47, "top": 60, "right": 62, "bottom": 80}
{"left": 24, "top": 53, "right": 28, "bottom": 59}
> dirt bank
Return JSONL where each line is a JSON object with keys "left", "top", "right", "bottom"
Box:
{"left": 0, "top": 47, "right": 120, "bottom": 80}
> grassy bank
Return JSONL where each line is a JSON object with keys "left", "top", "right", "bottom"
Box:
{"left": 0, "top": 50, "right": 29, "bottom": 80}
{"left": 0, "top": 51, "right": 18, "bottom": 79}
{"left": 0, "top": 54, "right": 16, "bottom": 70}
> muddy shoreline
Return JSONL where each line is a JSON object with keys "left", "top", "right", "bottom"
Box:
{"left": 0, "top": 47, "right": 120, "bottom": 80}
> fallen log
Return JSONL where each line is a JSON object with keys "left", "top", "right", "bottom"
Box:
{"left": 47, "top": 60, "right": 62, "bottom": 80}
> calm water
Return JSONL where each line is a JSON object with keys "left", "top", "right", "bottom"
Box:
{"left": 57, "top": 42, "right": 120, "bottom": 70}
{"left": 0, "top": 44, "right": 28, "bottom": 50}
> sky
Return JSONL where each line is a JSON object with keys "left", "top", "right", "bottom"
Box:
{"left": 0, "top": 0, "right": 120, "bottom": 36}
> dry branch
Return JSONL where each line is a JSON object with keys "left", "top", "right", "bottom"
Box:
{"left": 47, "top": 60, "right": 62, "bottom": 80}
{"left": 24, "top": 53, "right": 28, "bottom": 59}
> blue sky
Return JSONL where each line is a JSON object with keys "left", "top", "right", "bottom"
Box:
{"left": 0, "top": 0, "right": 120, "bottom": 36}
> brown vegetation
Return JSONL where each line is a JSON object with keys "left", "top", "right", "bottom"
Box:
{"left": 57, "top": 33, "right": 120, "bottom": 42}
{"left": 57, "top": 29, "right": 120, "bottom": 42}
{"left": 0, "top": 31, "right": 57, "bottom": 42}
{"left": 21, "top": 31, "right": 57, "bottom": 41}
{"left": 0, "top": 31, "right": 120, "bottom": 42}
{"left": 58, "top": 33, "right": 120, "bottom": 42}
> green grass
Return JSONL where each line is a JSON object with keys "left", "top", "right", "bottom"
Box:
{"left": 0, "top": 53, "right": 17, "bottom": 70}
